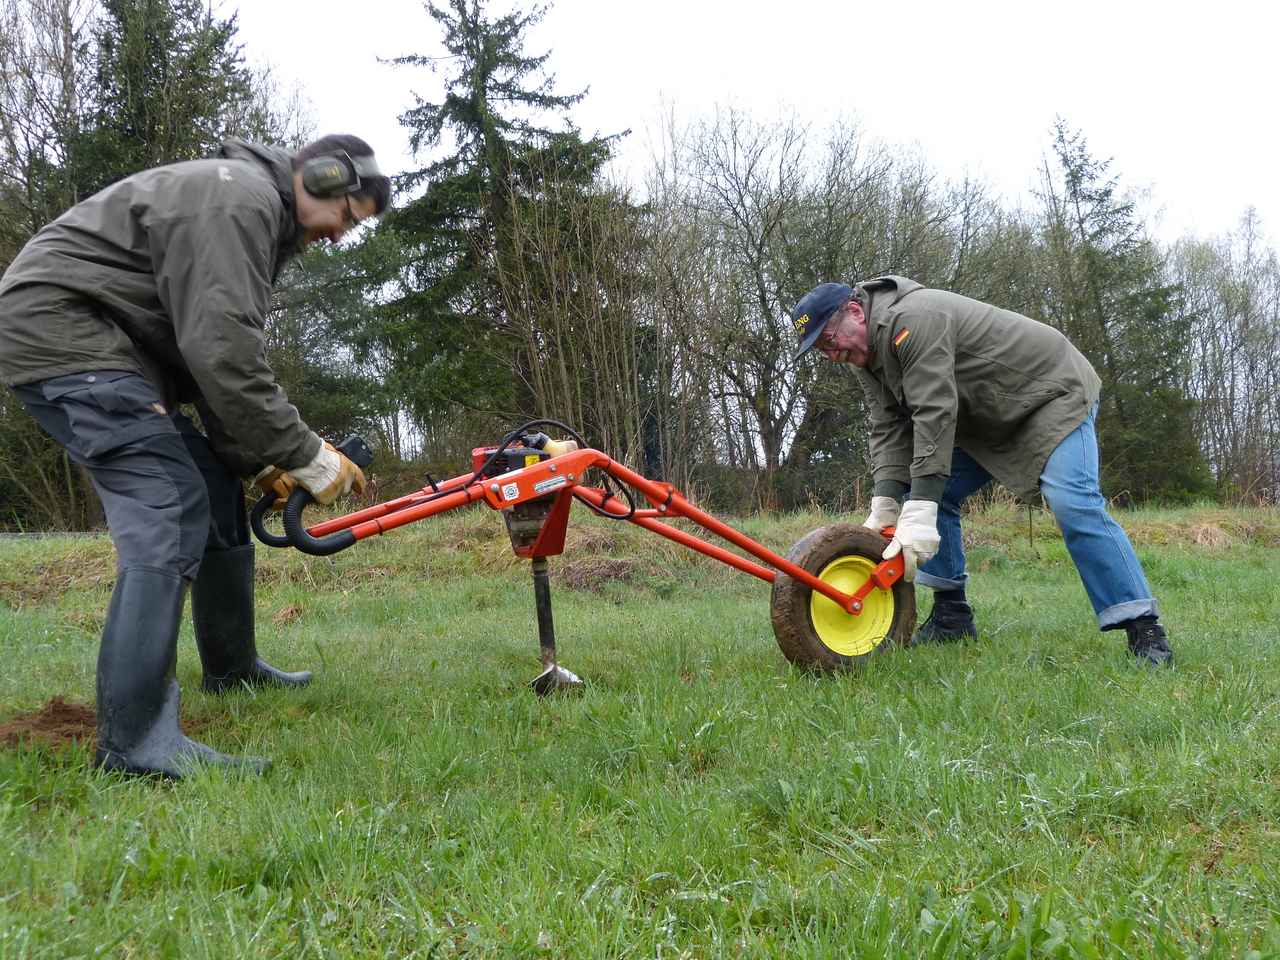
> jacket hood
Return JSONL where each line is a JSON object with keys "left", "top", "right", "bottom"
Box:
{"left": 215, "top": 139, "right": 296, "bottom": 195}
{"left": 855, "top": 275, "right": 925, "bottom": 313}
{"left": 215, "top": 139, "right": 301, "bottom": 270}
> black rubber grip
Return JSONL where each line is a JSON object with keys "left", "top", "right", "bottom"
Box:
{"left": 281, "top": 486, "right": 357, "bottom": 556}
{"left": 250, "top": 491, "right": 293, "bottom": 548}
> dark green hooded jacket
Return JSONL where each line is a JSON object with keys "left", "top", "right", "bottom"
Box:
{"left": 0, "top": 140, "right": 322, "bottom": 477}
{"left": 852, "top": 276, "right": 1102, "bottom": 502}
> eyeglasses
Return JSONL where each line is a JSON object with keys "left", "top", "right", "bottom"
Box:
{"left": 341, "top": 195, "right": 360, "bottom": 230}
{"left": 814, "top": 306, "right": 848, "bottom": 348}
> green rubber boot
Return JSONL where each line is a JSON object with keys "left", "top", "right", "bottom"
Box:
{"left": 191, "top": 544, "right": 312, "bottom": 693}
{"left": 96, "top": 566, "right": 268, "bottom": 778}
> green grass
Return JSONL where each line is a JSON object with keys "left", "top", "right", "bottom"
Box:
{"left": 1, "top": 503, "right": 1279, "bottom": 958}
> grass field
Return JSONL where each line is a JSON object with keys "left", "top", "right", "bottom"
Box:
{"left": 1, "top": 502, "right": 1278, "bottom": 958}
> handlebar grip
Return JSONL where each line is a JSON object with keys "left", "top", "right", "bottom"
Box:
{"left": 250, "top": 491, "right": 294, "bottom": 548}
{"left": 281, "top": 486, "right": 357, "bottom": 556}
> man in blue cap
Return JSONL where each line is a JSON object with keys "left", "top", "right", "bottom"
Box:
{"left": 791, "top": 277, "right": 1173, "bottom": 666}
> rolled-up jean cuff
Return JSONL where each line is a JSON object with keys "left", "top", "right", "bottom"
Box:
{"left": 1098, "top": 599, "right": 1159, "bottom": 631}
{"left": 914, "top": 571, "right": 968, "bottom": 591}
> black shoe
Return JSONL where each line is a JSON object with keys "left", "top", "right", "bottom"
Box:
{"left": 1125, "top": 617, "right": 1173, "bottom": 668}
{"left": 911, "top": 597, "right": 979, "bottom": 645}
{"left": 192, "top": 544, "right": 312, "bottom": 694}
{"left": 96, "top": 566, "right": 269, "bottom": 778}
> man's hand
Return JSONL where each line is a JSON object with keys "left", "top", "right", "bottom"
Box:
{"left": 253, "top": 466, "right": 297, "bottom": 510}
{"left": 861, "top": 496, "right": 900, "bottom": 533}
{"left": 288, "top": 442, "right": 367, "bottom": 506}
{"left": 881, "top": 500, "right": 941, "bottom": 581}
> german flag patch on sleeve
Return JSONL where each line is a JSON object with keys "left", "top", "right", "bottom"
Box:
{"left": 893, "top": 328, "right": 910, "bottom": 346}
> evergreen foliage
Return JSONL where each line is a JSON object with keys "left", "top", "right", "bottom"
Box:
{"left": 1034, "top": 120, "right": 1212, "bottom": 503}
{"left": 373, "top": 0, "right": 622, "bottom": 432}
{"left": 70, "top": 0, "right": 255, "bottom": 194}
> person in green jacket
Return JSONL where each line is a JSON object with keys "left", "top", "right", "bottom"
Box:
{"left": 791, "top": 277, "right": 1173, "bottom": 667}
{"left": 0, "top": 134, "right": 392, "bottom": 776}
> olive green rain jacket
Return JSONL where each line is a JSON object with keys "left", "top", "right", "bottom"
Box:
{"left": 0, "top": 140, "right": 322, "bottom": 477}
{"left": 851, "top": 276, "right": 1102, "bottom": 502}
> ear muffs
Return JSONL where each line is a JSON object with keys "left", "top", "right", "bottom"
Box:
{"left": 300, "top": 150, "right": 382, "bottom": 198}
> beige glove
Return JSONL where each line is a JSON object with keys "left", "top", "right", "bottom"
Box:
{"left": 882, "top": 499, "right": 940, "bottom": 581}
{"left": 288, "top": 443, "right": 367, "bottom": 506}
{"left": 253, "top": 466, "right": 298, "bottom": 510}
{"left": 861, "top": 496, "right": 900, "bottom": 533}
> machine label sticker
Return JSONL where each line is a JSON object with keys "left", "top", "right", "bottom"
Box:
{"left": 502, "top": 482, "right": 521, "bottom": 501}
{"left": 534, "top": 475, "right": 568, "bottom": 495}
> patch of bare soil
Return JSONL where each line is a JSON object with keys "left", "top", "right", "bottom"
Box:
{"left": 1, "top": 697, "right": 228, "bottom": 754}
{"left": 0, "top": 696, "right": 95, "bottom": 750}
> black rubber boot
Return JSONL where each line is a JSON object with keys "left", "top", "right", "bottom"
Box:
{"left": 1124, "top": 616, "right": 1174, "bottom": 668}
{"left": 96, "top": 566, "right": 269, "bottom": 778}
{"left": 191, "top": 544, "right": 312, "bottom": 694}
{"left": 911, "top": 597, "right": 979, "bottom": 645}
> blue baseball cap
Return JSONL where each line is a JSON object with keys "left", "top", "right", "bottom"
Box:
{"left": 791, "top": 283, "right": 853, "bottom": 361}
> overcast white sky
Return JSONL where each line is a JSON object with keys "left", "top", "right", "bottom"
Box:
{"left": 232, "top": 0, "right": 1280, "bottom": 245}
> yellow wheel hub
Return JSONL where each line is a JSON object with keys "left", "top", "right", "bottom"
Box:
{"left": 810, "top": 555, "right": 895, "bottom": 658}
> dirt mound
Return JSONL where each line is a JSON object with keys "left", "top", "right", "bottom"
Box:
{"left": 556, "top": 556, "right": 643, "bottom": 591}
{"left": 1189, "top": 522, "right": 1236, "bottom": 548}
{"left": 0, "top": 696, "right": 96, "bottom": 750}
{"left": 0, "top": 540, "right": 116, "bottom": 608}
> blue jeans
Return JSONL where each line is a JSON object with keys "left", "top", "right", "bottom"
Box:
{"left": 914, "top": 404, "right": 1158, "bottom": 630}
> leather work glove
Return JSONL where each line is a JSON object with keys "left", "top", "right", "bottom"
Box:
{"left": 881, "top": 499, "right": 941, "bottom": 582}
{"left": 861, "top": 496, "right": 901, "bottom": 533}
{"left": 288, "top": 442, "right": 367, "bottom": 506}
{"left": 253, "top": 466, "right": 297, "bottom": 510}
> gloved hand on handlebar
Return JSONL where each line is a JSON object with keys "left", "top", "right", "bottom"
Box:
{"left": 861, "top": 496, "right": 900, "bottom": 533}
{"left": 881, "top": 499, "right": 941, "bottom": 581}
{"left": 288, "top": 442, "right": 367, "bottom": 506}
{"left": 253, "top": 466, "right": 298, "bottom": 510}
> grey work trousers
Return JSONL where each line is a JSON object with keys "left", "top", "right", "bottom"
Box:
{"left": 13, "top": 371, "right": 250, "bottom": 578}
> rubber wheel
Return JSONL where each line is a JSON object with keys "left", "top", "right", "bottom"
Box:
{"left": 770, "top": 524, "right": 916, "bottom": 673}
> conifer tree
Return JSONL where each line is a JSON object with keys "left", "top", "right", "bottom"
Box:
{"left": 371, "top": 0, "right": 617, "bottom": 427}
{"left": 70, "top": 0, "right": 259, "bottom": 194}
{"left": 1035, "top": 120, "right": 1211, "bottom": 502}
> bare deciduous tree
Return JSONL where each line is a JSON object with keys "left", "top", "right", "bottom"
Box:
{"left": 0, "top": 0, "right": 95, "bottom": 264}
{"left": 1173, "top": 209, "right": 1280, "bottom": 503}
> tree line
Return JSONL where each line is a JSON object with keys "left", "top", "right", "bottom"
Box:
{"left": 2, "top": 0, "right": 1277, "bottom": 531}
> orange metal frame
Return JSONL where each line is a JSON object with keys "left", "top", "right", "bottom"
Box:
{"left": 302, "top": 447, "right": 902, "bottom": 616}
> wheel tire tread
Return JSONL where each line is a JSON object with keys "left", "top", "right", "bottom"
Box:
{"left": 769, "top": 523, "right": 916, "bottom": 673}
